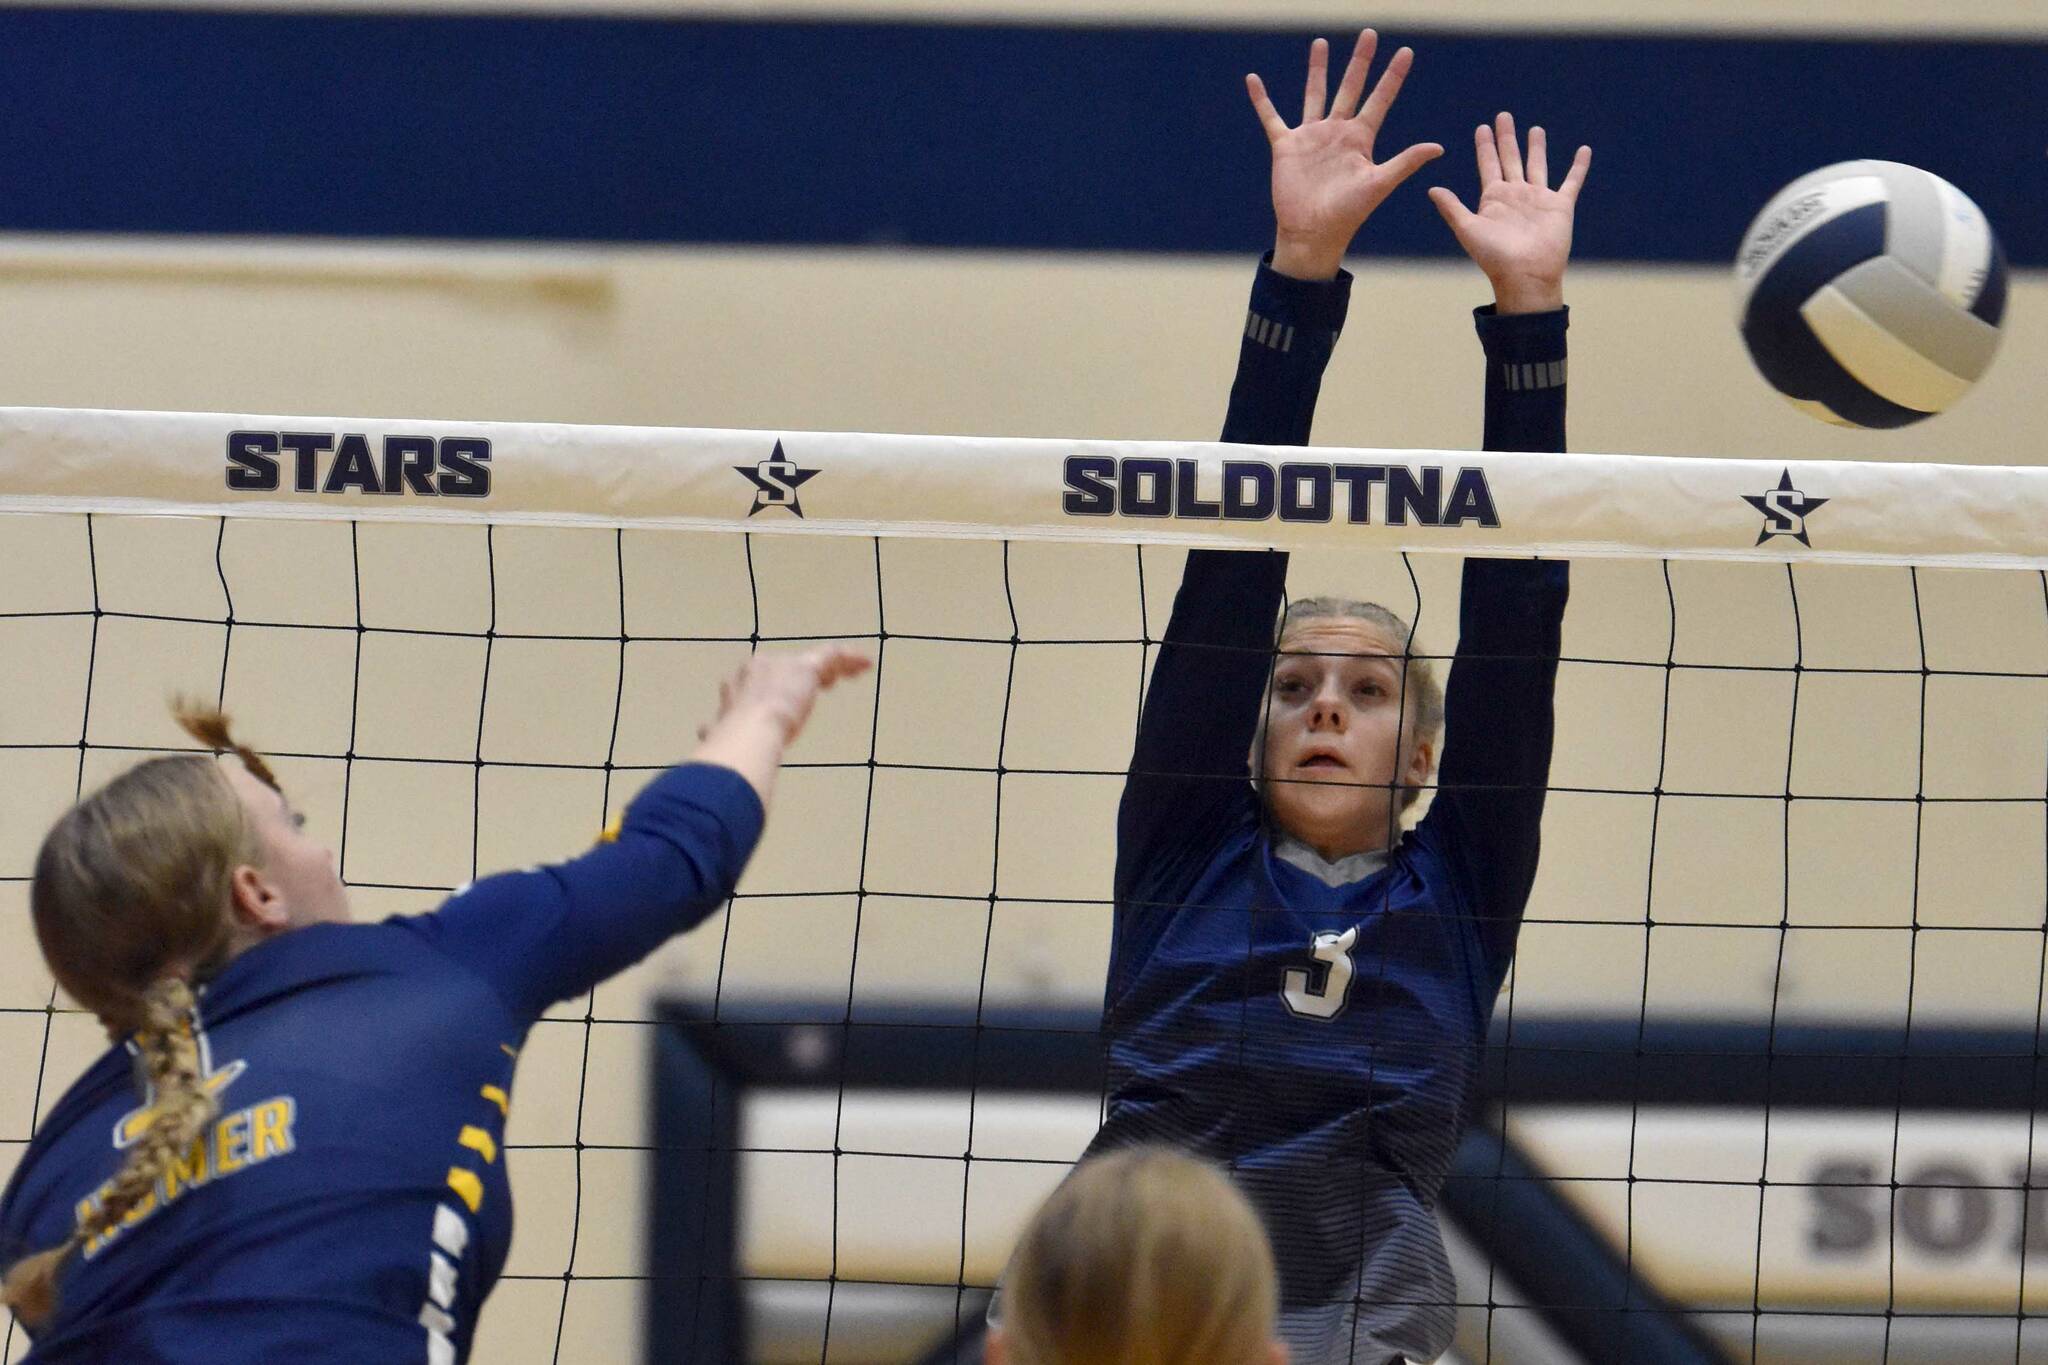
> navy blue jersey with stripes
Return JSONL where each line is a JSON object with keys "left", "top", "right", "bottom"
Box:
{"left": 1088, "top": 262, "right": 1569, "bottom": 1364}
{"left": 0, "top": 762, "right": 762, "bottom": 1364}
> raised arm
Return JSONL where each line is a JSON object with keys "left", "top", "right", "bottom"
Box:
{"left": 1419, "top": 114, "right": 1587, "bottom": 982}
{"left": 410, "top": 645, "right": 869, "bottom": 1019}
{"left": 1115, "top": 305, "right": 1327, "bottom": 895}
{"left": 1116, "top": 34, "right": 1439, "bottom": 893}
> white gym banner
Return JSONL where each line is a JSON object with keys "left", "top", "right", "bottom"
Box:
{"left": 0, "top": 405, "right": 2043, "bottom": 569}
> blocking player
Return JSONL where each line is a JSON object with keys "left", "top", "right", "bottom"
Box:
{"left": 1, "top": 646, "right": 866, "bottom": 1362}
{"left": 1086, "top": 31, "right": 1585, "bottom": 1364}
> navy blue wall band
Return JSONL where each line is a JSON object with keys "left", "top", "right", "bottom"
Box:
{"left": 1, "top": 8, "right": 2041, "bottom": 264}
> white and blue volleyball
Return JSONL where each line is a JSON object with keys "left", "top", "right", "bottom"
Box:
{"left": 1735, "top": 160, "right": 2007, "bottom": 428}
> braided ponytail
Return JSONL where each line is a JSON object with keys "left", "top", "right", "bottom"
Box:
{"left": 3, "top": 978, "right": 219, "bottom": 1327}
{"left": 174, "top": 701, "right": 280, "bottom": 793}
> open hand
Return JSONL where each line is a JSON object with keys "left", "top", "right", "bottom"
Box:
{"left": 690, "top": 644, "right": 869, "bottom": 806}
{"left": 702, "top": 645, "right": 871, "bottom": 745}
{"left": 1428, "top": 112, "right": 1590, "bottom": 314}
{"left": 1247, "top": 31, "right": 1444, "bottom": 281}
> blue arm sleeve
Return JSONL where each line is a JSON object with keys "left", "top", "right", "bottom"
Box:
{"left": 0, "top": 1173, "right": 25, "bottom": 1271}
{"left": 404, "top": 762, "right": 765, "bottom": 1020}
{"left": 1114, "top": 260, "right": 1350, "bottom": 903}
{"left": 1419, "top": 307, "right": 1571, "bottom": 990}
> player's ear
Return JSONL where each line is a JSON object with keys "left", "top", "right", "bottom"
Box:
{"left": 1404, "top": 734, "right": 1435, "bottom": 789}
{"left": 228, "top": 863, "right": 290, "bottom": 935}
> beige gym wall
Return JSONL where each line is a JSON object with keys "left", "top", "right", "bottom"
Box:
{"left": 0, "top": 244, "right": 2041, "bottom": 464}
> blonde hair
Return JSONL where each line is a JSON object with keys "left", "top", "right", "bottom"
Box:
{"left": 1000, "top": 1147, "right": 1279, "bottom": 1365}
{"left": 1, "top": 704, "right": 275, "bottom": 1328}
{"left": 1258, "top": 596, "right": 1444, "bottom": 814}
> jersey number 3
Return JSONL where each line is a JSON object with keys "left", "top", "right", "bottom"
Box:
{"left": 1281, "top": 926, "right": 1357, "bottom": 1020}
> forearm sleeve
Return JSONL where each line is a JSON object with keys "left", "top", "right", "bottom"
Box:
{"left": 1475, "top": 303, "right": 1568, "bottom": 454}
{"left": 411, "top": 763, "right": 766, "bottom": 1018}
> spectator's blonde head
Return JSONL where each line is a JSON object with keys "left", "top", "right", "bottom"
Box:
{"left": 991, "top": 1147, "right": 1287, "bottom": 1365}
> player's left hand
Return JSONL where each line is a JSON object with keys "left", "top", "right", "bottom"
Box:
{"left": 1428, "top": 112, "right": 1591, "bottom": 315}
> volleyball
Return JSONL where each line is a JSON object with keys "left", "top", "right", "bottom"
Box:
{"left": 1734, "top": 160, "right": 2007, "bottom": 427}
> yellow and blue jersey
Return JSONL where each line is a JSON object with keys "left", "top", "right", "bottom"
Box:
{"left": 0, "top": 761, "right": 762, "bottom": 1364}
{"left": 1088, "top": 263, "right": 1571, "bottom": 1364}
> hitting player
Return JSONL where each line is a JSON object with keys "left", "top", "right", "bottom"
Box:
{"left": 1, "top": 647, "right": 866, "bottom": 1363}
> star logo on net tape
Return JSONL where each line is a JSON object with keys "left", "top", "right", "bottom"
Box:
{"left": 1743, "top": 469, "right": 1830, "bottom": 547}
{"left": 735, "top": 441, "right": 820, "bottom": 518}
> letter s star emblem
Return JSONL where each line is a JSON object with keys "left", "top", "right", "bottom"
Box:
{"left": 1744, "top": 469, "right": 1829, "bottom": 547}
{"left": 735, "top": 440, "right": 820, "bottom": 518}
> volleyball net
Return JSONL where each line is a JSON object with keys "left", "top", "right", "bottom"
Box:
{"left": 5, "top": 409, "right": 2048, "bottom": 1364}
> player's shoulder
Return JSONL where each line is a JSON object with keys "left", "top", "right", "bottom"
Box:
{"left": 2, "top": 1045, "right": 130, "bottom": 1208}
{"left": 1389, "top": 823, "right": 1475, "bottom": 911}
{"left": 191, "top": 920, "right": 481, "bottom": 1030}
{"left": 1117, "top": 790, "right": 1261, "bottom": 900}
{"left": 386, "top": 863, "right": 564, "bottom": 944}
{"left": 234, "top": 918, "right": 456, "bottom": 980}
{"left": 1131, "top": 778, "right": 1260, "bottom": 848}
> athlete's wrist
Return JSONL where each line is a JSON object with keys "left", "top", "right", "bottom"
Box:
{"left": 726, "top": 698, "right": 801, "bottom": 746}
{"left": 1488, "top": 271, "right": 1565, "bottom": 315}
{"left": 1271, "top": 233, "right": 1347, "bottom": 282}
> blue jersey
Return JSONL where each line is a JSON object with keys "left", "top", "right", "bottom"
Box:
{"left": 1089, "top": 263, "right": 1570, "bottom": 1364}
{"left": 0, "top": 762, "right": 762, "bottom": 1364}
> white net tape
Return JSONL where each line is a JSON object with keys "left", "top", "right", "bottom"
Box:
{"left": 5, "top": 406, "right": 2048, "bottom": 568}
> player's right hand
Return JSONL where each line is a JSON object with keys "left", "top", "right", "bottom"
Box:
{"left": 1246, "top": 30, "right": 1444, "bottom": 282}
{"left": 706, "top": 645, "right": 871, "bottom": 745}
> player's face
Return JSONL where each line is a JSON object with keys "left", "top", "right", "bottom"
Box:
{"left": 224, "top": 761, "right": 352, "bottom": 930}
{"left": 1261, "top": 618, "right": 1432, "bottom": 859}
